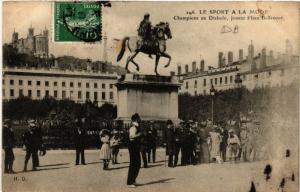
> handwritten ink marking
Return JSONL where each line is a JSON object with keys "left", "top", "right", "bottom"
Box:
{"left": 233, "top": 25, "right": 239, "bottom": 33}
{"left": 220, "top": 25, "right": 232, "bottom": 34}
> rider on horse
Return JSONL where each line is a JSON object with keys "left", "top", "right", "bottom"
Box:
{"left": 138, "top": 13, "right": 155, "bottom": 58}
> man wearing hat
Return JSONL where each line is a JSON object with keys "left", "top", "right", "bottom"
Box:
{"left": 164, "top": 120, "right": 176, "bottom": 167}
{"left": 23, "top": 120, "right": 39, "bottom": 171}
{"left": 3, "top": 119, "right": 15, "bottom": 174}
{"left": 74, "top": 119, "right": 86, "bottom": 165}
{"left": 127, "top": 113, "right": 142, "bottom": 188}
{"left": 147, "top": 121, "right": 157, "bottom": 163}
{"left": 137, "top": 13, "right": 154, "bottom": 58}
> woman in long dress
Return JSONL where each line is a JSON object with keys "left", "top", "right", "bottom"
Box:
{"left": 199, "top": 128, "right": 210, "bottom": 163}
{"left": 99, "top": 129, "right": 111, "bottom": 170}
{"left": 209, "top": 127, "right": 222, "bottom": 163}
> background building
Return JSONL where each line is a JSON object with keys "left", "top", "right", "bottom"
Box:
{"left": 2, "top": 66, "right": 118, "bottom": 106}
{"left": 177, "top": 40, "right": 299, "bottom": 96}
{"left": 11, "top": 25, "right": 49, "bottom": 58}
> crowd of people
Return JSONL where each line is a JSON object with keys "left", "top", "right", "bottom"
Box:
{"left": 3, "top": 113, "right": 262, "bottom": 188}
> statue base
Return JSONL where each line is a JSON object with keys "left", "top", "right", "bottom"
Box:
{"left": 115, "top": 74, "right": 181, "bottom": 125}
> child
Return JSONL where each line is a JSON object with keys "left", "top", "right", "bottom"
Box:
{"left": 110, "top": 130, "right": 121, "bottom": 164}
{"left": 227, "top": 129, "right": 241, "bottom": 163}
{"left": 100, "top": 129, "right": 111, "bottom": 170}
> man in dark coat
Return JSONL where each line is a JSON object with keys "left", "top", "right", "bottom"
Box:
{"left": 32, "top": 123, "right": 43, "bottom": 167}
{"left": 138, "top": 13, "right": 152, "bottom": 42}
{"left": 127, "top": 113, "right": 142, "bottom": 188}
{"left": 74, "top": 119, "right": 86, "bottom": 165}
{"left": 147, "top": 122, "right": 157, "bottom": 163}
{"left": 174, "top": 124, "right": 183, "bottom": 167}
{"left": 23, "top": 121, "right": 39, "bottom": 171}
{"left": 165, "top": 120, "right": 176, "bottom": 167}
{"left": 137, "top": 13, "right": 154, "bottom": 58}
{"left": 180, "top": 124, "right": 189, "bottom": 166}
{"left": 140, "top": 129, "right": 148, "bottom": 168}
{"left": 3, "top": 120, "right": 15, "bottom": 174}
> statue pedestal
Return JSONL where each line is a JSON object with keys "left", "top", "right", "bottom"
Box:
{"left": 116, "top": 74, "right": 181, "bottom": 125}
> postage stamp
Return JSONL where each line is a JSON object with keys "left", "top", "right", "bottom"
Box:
{"left": 54, "top": 2, "right": 102, "bottom": 42}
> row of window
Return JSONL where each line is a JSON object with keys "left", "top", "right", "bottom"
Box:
{"left": 4, "top": 89, "right": 114, "bottom": 100}
{"left": 186, "top": 75, "right": 234, "bottom": 89}
{"left": 4, "top": 79, "right": 114, "bottom": 89}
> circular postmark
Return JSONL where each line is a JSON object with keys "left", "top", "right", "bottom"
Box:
{"left": 62, "top": 3, "right": 101, "bottom": 42}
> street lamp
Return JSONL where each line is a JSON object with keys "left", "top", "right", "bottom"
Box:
{"left": 234, "top": 73, "right": 243, "bottom": 129}
{"left": 210, "top": 84, "right": 216, "bottom": 125}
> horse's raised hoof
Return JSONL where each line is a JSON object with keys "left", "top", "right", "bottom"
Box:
{"left": 136, "top": 66, "right": 140, "bottom": 71}
{"left": 164, "top": 63, "right": 170, "bottom": 68}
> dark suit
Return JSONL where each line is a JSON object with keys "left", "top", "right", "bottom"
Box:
{"left": 127, "top": 125, "right": 141, "bottom": 185}
{"left": 23, "top": 130, "right": 39, "bottom": 171}
{"left": 74, "top": 127, "right": 86, "bottom": 165}
{"left": 147, "top": 127, "right": 157, "bottom": 163}
{"left": 3, "top": 127, "right": 15, "bottom": 173}
{"left": 165, "top": 127, "right": 176, "bottom": 167}
{"left": 140, "top": 132, "right": 148, "bottom": 167}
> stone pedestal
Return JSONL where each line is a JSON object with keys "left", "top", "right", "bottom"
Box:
{"left": 116, "top": 74, "right": 181, "bottom": 124}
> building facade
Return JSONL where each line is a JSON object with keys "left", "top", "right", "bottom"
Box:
{"left": 178, "top": 40, "right": 299, "bottom": 96}
{"left": 11, "top": 26, "right": 49, "bottom": 58}
{"left": 2, "top": 67, "right": 118, "bottom": 106}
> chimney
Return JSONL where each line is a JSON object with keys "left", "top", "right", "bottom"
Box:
{"left": 269, "top": 50, "right": 274, "bottom": 65}
{"left": 218, "top": 52, "right": 223, "bottom": 68}
{"left": 228, "top": 51, "right": 233, "bottom": 65}
{"left": 192, "top": 61, "right": 196, "bottom": 73}
{"left": 260, "top": 48, "right": 267, "bottom": 69}
{"left": 177, "top": 65, "right": 182, "bottom": 75}
{"left": 200, "top": 60, "right": 205, "bottom": 72}
{"left": 248, "top": 41, "right": 255, "bottom": 71}
{"left": 239, "top": 49, "right": 243, "bottom": 63}
{"left": 185, "top": 64, "right": 189, "bottom": 74}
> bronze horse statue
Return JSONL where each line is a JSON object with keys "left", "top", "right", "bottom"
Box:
{"left": 117, "top": 22, "right": 172, "bottom": 75}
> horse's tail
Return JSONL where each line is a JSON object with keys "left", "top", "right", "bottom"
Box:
{"left": 117, "top": 37, "right": 129, "bottom": 62}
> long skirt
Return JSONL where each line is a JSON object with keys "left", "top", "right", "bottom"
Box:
{"left": 100, "top": 143, "right": 111, "bottom": 160}
{"left": 200, "top": 143, "right": 210, "bottom": 163}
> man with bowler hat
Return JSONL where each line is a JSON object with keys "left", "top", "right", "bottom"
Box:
{"left": 74, "top": 118, "right": 86, "bottom": 165}
{"left": 3, "top": 119, "right": 15, "bottom": 174}
{"left": 23, "top": 120, "right": 39, "bottom": 171}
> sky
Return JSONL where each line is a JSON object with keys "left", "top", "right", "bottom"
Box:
{"left": 3, "top": 1, "right": 299, "bottom": 75}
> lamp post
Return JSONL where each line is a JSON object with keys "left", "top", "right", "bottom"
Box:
{"left": 234, "top": 73, "right": 243, "bottom": 128}
{"left": 210, "top": 84, "right": 216, "bottom": 125}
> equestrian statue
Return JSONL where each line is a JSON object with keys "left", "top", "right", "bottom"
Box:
{"left": 116, "top": 13, "right": 172, "bottom": 75}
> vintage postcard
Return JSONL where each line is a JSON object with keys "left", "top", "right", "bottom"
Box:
{"left": 2, "top": 1, "right": 299, "bottom": 192}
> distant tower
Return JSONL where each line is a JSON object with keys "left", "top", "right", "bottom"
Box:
{"left": 228, "top": 51, "right": 233, "bottom": 65}
{"left": 200, "top": 59, "right": 205, "bottom": 72}
{"left": 43, "top": 27, "right": 49, "bottom": 58}
{"left": 103, "top": 32, "right": 108, "bottom": 63}
{"left": 192, "top": 61, "right": 196, "bottom": 73}
{"left": 28, "top": 24, "right": 34, "bottom": 37}
{"left": 218, "top": 52, "right": 223, "bottom": 68}
{"left": 260, "top": 48, "right": 267, "bottom": 69}
{"left": 11, "top": 29, "right": 18, "bottom": 48}
{"left": 248, "top": 40, "right": 255, "bottom": 71}
{"left": 239, "top": 49, "right": 243, "bottom": 63}
{"left": 177, "top": 64, "right": 182, "bottom": 75}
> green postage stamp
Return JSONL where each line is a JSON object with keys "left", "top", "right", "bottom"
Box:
{"left": 54, "top": 2, "right": 102, "bottom": 42}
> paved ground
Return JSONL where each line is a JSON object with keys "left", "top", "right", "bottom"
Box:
{"left": 2, "top": 149, "right": 298, "bottom": 192}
